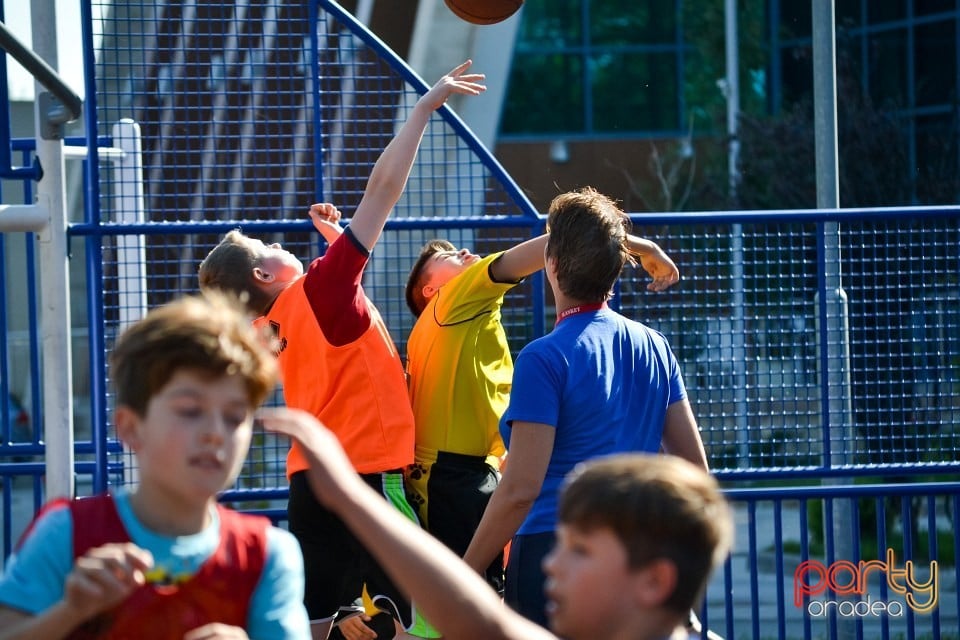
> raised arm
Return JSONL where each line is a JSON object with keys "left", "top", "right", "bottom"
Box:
{"left": 258, "top": 408, "right": 556, "bottom": 640}
{"left": 490, "top": 233, "right": 679, "bottom": 290}
{"left": 349, "top": 61, "right": 486, "bottom": 252}
{"left": 489, "top": 234, "right": 549, "bottom": 283}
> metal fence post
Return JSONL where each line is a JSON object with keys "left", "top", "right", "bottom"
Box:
{"left": 111, "top": 119, "right": 147, "bottom": 332}
{"left": 813, "top": 2, "right": 857, "bottom": 638}
{"left": 31, "top": 0, "right": 75, "bottom": 501}
{"left": 111, "top": 119, "right": 146, "bottom": 487}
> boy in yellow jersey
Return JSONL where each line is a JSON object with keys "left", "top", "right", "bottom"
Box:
{"left": 403, "top": 231, "right": 679, "bottom": 589}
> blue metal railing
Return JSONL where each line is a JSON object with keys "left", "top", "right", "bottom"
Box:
{"left": 708, "top": 483, "right": 960, "bottom": 640}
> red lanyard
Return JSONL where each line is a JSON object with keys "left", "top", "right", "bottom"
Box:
{"left": 555, "top": 302, "right": 607, "bottom": 326}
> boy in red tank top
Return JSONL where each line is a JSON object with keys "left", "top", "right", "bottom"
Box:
{"left": 0, "top": 293, "right": 310, "bottom": 639}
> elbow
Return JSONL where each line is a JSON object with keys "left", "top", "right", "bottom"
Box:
{"left": 514, "top": 490, "right": 539, "bottom": 512}
{"left": 501, "top": 481, "right": 540, "bottom": 512}
{"left": 364, "top": 172, "right": 388, "bottom": 194}
{"left": 364, "top": 167, "right": 405, "bottom": 202}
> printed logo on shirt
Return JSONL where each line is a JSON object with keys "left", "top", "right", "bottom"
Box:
{"left": 144, "top": 565, "right": 193, "bottom": 588}
{"left": 268, "top": 320, "right": 288, "bottom": 353}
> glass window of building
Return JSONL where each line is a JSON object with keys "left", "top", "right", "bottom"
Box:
{"left": 500, "top": 0, "right": 685, "bottom": 137}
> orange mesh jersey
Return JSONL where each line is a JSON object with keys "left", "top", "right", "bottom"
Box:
{"left": 261, "top": 277, "right": 415, "bottom": 476}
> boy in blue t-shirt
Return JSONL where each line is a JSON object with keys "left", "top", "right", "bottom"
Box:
{"left": 463, "top": 187, "right": 710, "bottom": 626}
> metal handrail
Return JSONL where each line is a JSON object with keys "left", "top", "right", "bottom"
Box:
{"left": 0, "top": 19, "right": 82, "bottom": 121}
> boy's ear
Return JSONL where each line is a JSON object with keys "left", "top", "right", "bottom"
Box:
{"left": 544, "top": 254, "right": 559, "bottom": 277}
{"left": 252, "top": 266, "right": 274, "bottom": 284}
{"left": 631, "top": 558, "right": 678, "bottom": 609}
{"left": 114, "top": 405, "right": 142, "bottom": 451}
{"left": 421, "top": 282, "right": 438, "bottom": 301}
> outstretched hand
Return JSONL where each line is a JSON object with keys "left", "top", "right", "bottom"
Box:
{"left": 418, "top": 60, "right": 486, "bottom": 112}
{"left": 638, "top": 245, "right": 680, "bottom": 292}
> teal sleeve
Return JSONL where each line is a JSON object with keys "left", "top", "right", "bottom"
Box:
{"left": 0, "top": 505, "right": 74, "bottom": 614}
{"left": 246, "top": 526, "right": 310, "bottom": 639}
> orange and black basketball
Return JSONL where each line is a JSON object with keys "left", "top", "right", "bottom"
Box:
{"left": 443, "top": 0, "right": 524, "bottom": 25}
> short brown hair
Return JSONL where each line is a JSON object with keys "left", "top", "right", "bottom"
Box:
{"left": 109, "top": 292, "right": 278, "bottom": 416}
{"left": 405, "top": 239, "right": 456, "bottom": 317}
{"left": 545, "top": 188, "right": 632, "bottom": 302}
{"left": 198, "top": 230, "right": 275, "bottom": 315}
{"left": 558, "top": 454, "right": 733, "bottom": 616}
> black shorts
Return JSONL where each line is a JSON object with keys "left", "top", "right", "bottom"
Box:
{"left": 288, "top": 470, "right": 430, "bottom": 633}
{"left": 504, "top": 531, "right": 556, "bottom": 627}
{"left": 404, "top": 450, "right": 504, "bottom": 593}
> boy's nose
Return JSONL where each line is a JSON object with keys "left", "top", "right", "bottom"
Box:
{"left": 201, "top": 415, "right": 229, "bottom": 442}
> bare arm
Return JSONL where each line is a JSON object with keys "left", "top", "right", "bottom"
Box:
{"left": 490, "top": 233, "right": 678, "bottom": 290}
{"left": 488, "top": 235, "right": 549, "bottom": 283}
{"left": 0, "top": 603, "right": 89, "bottom": 640}
{"left": 660, "top": 399, "right": 709, "bottom": 471}
{"left": 462, "top": 422, "right": 554, "bottom": 573}
{"left": 349, "top": 61, "right": 486, "bottom": 252}
{"left": 625, "top": 235, "right": 680, "bottom": 292}
{"left": 258, "top": 408, "right": 556, "bottom": 640}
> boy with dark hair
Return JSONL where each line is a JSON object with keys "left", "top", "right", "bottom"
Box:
{"left": 549, "top": 455, "right": 730, "bottom": 640}
{"left": 463, "top": 187, "right": 709, "bottom": 626}
{"left": 0, "top": 293, "right": 310, "bottom": 640}
{"left": 198, "top": 61, "right": 485, "bottom": 640}
{"left": 258, "top": 408, "right": 733, "bottom": 640}
{"left": 402, "top": 230, "right": 678, "bottom": 593}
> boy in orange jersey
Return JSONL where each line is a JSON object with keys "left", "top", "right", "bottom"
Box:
{"left": 199, "top": 61, "right": 485, "bottom": 640}
{"left": 259, "top": 408, "right": 734, "bottom": 640}
{"left": 402, "top": 233, "right": 678, "bottom": 591}
{"left": 0, "top": 293, "right": 310, "bottom": 640}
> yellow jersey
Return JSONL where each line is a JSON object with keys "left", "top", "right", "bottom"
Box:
{"left": 405, "top": 252, "right": 518, "bottom": 461}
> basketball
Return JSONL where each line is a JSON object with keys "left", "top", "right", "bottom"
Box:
{"left": 443, "top": 0, "right": 523, "bottom": 25}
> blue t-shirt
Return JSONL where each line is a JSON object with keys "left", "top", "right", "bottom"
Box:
{"left": 501, "top": 307, "right": 686, "bottom": 535}
{"left": 0, "top": 489, "right": 310, "bottom": 639}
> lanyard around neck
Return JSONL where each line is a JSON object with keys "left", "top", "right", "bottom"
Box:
{"left": 555, "top": 301, "right": 607, "bottom": 326}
